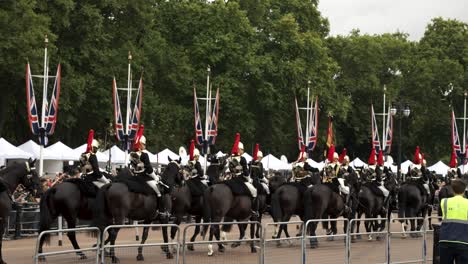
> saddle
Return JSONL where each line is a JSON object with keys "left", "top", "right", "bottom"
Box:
{"left": 406, "top": 181, "right": 427, "bottom": 197}
{"left": 113, "top": 173, "right": 155, "bottom": 196}
{"left": 65, "top": 178, "right": 98, "bottom": 197}
{"left": 222, "top": 177, "right": 252, "bottom": 197}
{"left": 186, "top": 178, "right": 207, "bottom": 197}
{"left": 363, "top": 182, "right": 384, "bottom": 197}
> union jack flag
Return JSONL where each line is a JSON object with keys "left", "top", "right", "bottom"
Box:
{"left": 113, "top": 78, "right": 125, "bottom": 141}
{"left": 452, "top": 110, "right": 462, "bottom": 156}
{"left": 207, "top": 88, "right": 219, "bottom": 145}
{"left": 194, "top": 87, "right": 204, "bottom": 145}
{"left": 45, "top": 64, "right": 61, "bottom": 135}
{"left": 384, "top": 106, "right": 393, "bottom": 153}
{"left": 307, "top": 96, "right": 319, "bottom": 151}
{"left": 295, "top": 97, "right": 305, "bottom": 150}
{"left": 371, "top": 104, "right": 381, "bottom": 152}
{"left": 128, "top": 78, "right": 143, "bottom": 141}
{"left": 26, "top": 63, "right": 40, "bottom": 135}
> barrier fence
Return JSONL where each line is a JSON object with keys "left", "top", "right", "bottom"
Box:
{"left": 33, "top": 217, "right": 441, "bottom": 264}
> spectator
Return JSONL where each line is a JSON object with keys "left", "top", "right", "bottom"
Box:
{"left": 439, "top": 179, "right": 468, "bottom": 263}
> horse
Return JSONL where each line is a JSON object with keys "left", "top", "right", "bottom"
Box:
{"left": 304, "top": 167, "right": 359, "bottom": 248}
{"left": 206, "top": 154, "right": 228, "bottom": 184}
{"left": 0, "top": 159, "right": 42, "bottom": 264}
{"left": 246, "top": 161, "right": 268, "bottom": 252}
{"left": 352, "top": 168, "right": 398, "bottom": 241}
{"left": 94, "top": 160, "right": 184, "bottom": 263}
{"left": 37, "top": 170, "right": 113, "bottom": 261}
{"left": 270, "top": 169, "right": 320, "bottom": 242}
{"left": 397, "top": 167, "right": 430, "bottom": 238}
{"left": 164, "top": 164, "right": 207, "bottom": 252}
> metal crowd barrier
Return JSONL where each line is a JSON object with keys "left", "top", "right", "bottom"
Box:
{"left": 101, "top": 223, "right": 180, "bottom": 264}
{"left": 347, "top": 217, "right": 388, "bottom": 264}
{"left": 182, "top": 221, "right": 261, "bottom": 264}
{"left": 262, "top": 221, "right": 304, "bottom": 264}
{"left": 33, "top": 227, "right": 100, "bottom": 264}
{"left": 388, "top": 217, "right": 426, "bottom": 264}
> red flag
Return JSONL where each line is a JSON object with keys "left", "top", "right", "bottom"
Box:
{"left": 368, "top": 147, "right": 376, "bottom": 165}
{"left": 298, "top": 144, "right": 306, "bottom": 161}
{"left": 339, "top": 148, "right": 347, "bottom": 163}
{"left": 253, "top": 143, "right": 260, "bottom": 161}
{"left": 377, "top": 150, "right": 384, "bottom": 166}
{"left": 85, "top": 129, "right": 94, "bottom": 153}
{"left": 189, "top": 140, "right": 195, "bottom": 161}
{"left": 194, "top": 87, "right": 204, "bottom": 145}
{"left": 294, "top": 97, "right": 305, "bottom": 150}
{"left": 327, "top": 144, "right": 335, "bottom": 163}
{"left": 113, "top": 78, "right": 125, "bottom": 141}
{"left": 45, "top": 64, "right": 61, "bottom": 135}
{"left": 26, "top": 63, "right": 40, "bottom": 136}
{"left": 231, "top": 133, "right": 240, "bottom": 155}
{"left": 326, "top": 116, "right": 334, "bottom": 147}
{"left": 132, "top": 125, "right": 145, "bottom": 151}
{"left": 450, "top": 150, "right": 458, "bottom": 168}
{"left": 371, "top": 104, "right": 381, "bottom": 152}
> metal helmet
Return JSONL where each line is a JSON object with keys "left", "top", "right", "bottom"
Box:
{"left": 333, "top": 152, "right": 339, "bottom": 160}
{"left": 344, "top": 155, "right": 350, "bottom": 162}
{"left": 140, "top": 135, "right": 146, "bottom": 145}
{"left": 91, "top": 139, "right": 99, "bottom": 148}
{"left": 238, "top": 142, "right": 244, "bottom": 150}
{"left": 257, "top": 151, "right": 263, "bottom": 159}
{"left": 193, "top": 148, "right": 200, "bottom": 157}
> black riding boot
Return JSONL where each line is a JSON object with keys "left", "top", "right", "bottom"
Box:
{"left": 251, "top": 197, "right": 259, "bottom": 218}
{"left": 157, "top": 196, "right": 170, "bottom": 219}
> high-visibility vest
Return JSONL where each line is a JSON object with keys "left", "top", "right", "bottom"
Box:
{"left": 440, "top": 195, "right": 468, "bottom": 245}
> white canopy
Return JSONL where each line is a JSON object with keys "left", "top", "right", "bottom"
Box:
{"left": 400, "top": 160, "right": 414, "bottom": 174}
{"left": 242, "top": 153, "right": 253, "bottom": 163}
{"left": 101, "top": 146, "right": 126, "bottom": 164}
{"left": 155, "top": 149, "right": 180, "bottom": 165}
{"left": 0, "top": 138, "right": 32, "bottom": 160}
{"left": 215, "top": 151, "right": 226, "bottom": 158}
{"left": 71, "top": 144, "right": 109, "bottom": 163}
{"left": 262, "top": 154, "right": 291, "bottom": 171}
{"left": 18, "top": 140, "right": 62, "bottom": 160}
{"left": 428, "top": 161, "right": 449, "bottom": 175}
{"left": 307, "top": 159, "right": 324, "bottom": 171}
{"left": 46, "top": 141, "right": 76, "bottom": 160}
{"left": 351, "top": 157, "right": 366, "bottom": 168}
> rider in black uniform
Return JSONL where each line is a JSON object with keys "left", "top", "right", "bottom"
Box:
{"left": 81, "top": 129, "right": 110, "bottom": 188}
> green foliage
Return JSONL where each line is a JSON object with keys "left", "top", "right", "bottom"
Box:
{"left": 0, "top": 2, "right": 467, "bottom": 164}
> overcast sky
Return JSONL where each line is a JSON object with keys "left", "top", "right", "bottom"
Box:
{"left": 318, "top": 0, "right": 468, "bottom": 40}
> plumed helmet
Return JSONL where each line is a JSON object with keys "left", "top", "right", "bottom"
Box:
{"left": 257, "top": 151, "right": 263, "bottom": 159}
{"left": 333, "top": 152, "right": 339, "bottom": 160}
{"left": 193, "top": 148, "right": 200, "bottom": 157}
{"left": 140, "top": 135, "right": 146, "bottom": 145}
{"left": 238, "top": 142, "right": 244, "bottom": 150}
{"left": 91, "top": 139, "right": 99, "bottom": 148}
{"left": 344, "top": 155, "right": 350, "bottom": 162}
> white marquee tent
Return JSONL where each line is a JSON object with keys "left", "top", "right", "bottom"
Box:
{"left": 0, "top": 138, "right": 32, "bottom": 166}
{"left": 351, "top": 157, "right": 366, "bottom": 168}
{"left": 155, "top": 149, "right": 180, "bottom": 165}
{"left": 262, "top": 154, "right": 291, "bottom": 171}
{"left": 18, "top": 140, "right": 61, "bottom": 160}
{"left": 428, "top": 161, "right": 449, "bottom": 175}
{"left": 72, "top": 144, "right": 109, "bottom": 163}
{"left": 46, "top": 141, "right": 76, "bottom": 161}
{"left": 400, "top": 160, "right": 414, "bottom": 174}
{"left": 101, "top": 146, "right": 126, "bottom": 164}
{"left": 242, "top": 153, "right": 253, "bottom": 163}
{"left": 307, "top": 159, "right": 325, "bottom": 171}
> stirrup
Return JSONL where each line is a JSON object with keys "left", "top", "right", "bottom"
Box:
{"left": 251, "top": 210, "right": 259, "bottom": 218}
{"left": 157, "top": 210, "right": 171, "bottom": 219}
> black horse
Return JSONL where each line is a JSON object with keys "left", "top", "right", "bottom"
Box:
{"left": 0, "top": 159, "right": 42, "bottom": 264}
{"left": 37, "top": 170, "right": 113, "bottom": 261}
{"left": 304, "top": 167, "right": 359, "bottom": 248}
{"left": 94, "top": 161, "right": 183, "bottom": 262}
{"left": 206, "top": 155, "right": 228, "bottom": 184}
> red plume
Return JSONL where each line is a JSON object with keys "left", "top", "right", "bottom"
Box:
{"left": 231, "top": 133, "right": 240, "bottom": 155}
{"left": 413, "top": 146, "right": 421, "bottom": 164}
{"left": 298, "top": 144, "right": 306, "bottom": 161}
{"left": 132, "top": 125, "right": 145, "bottom": 151}
{"left": 189, "top": 140, "right": 195, "bottom": 161}
{"left": 85, "top": 129, "right": 94, "bottom": 153}
{"left": 253, "top": 143, "right": 260, "bottom": 161}
{"left": 449, "top": 150, "right": 457, "bottom": 168}
{"left": 327, "top": 144, "right": 335, "bottom": 163}
{"left": 368, "top": 147, "right": 376, "bottom": 165}
{"left": 339, "top": 148, "right": 347, "bottom": 163}
{"left": 377, "top": 150, "right": 384, "bottom": 166}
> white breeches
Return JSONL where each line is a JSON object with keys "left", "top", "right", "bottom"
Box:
{"left": 423, "top": 183, "right": 430, "bottom": 195}
{"left": 338, "top": 178, "right": 349, "bottom": 195}
{"left": 93, "top": 176, "right": 110, "bottom": 188}
{"left": 261, "top": 182, "right": 270, "bottom": 194}
{"left": 378, "top": 185, "right": 390, "bottom": 197}
{"left": 147, "top": 180, "right": 162, "bottom": 197}
{"left": 244, "top": 182, "right": 257, "bottom": 198}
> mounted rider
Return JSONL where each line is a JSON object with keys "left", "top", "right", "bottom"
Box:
{"left": 229, "top": 133, "right": 257, "bottom": 197}
{"left": 187, "top": 140, "right": 207, "bottom": 184}
{"left": 340, "top": 150, "right": 354, "bottom": 175}
{"left": 129, "top": 126, "right": 167, "bottom": 215}
{"left": 366, "top": 148, "right": 390, "bottom": 200}
{"left": 447, "top": 150, "right": 462, "bottom": 181}
{"left": 409, "top": 146, "right": 431, "bottom": 196}
{"left": 292, "top": 145, "right": 318, "bottom": 182}
{"left": 249, "top": 144, "right": 269, "bottom": 194}
{"left": 80, "top": 129, "right": 110, "bottom": 188}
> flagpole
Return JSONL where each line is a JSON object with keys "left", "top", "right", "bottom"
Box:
{"left": 124, "top": 52, "right": 132, "bottom": 165}
{"left": 39, "top": 36, "right": 49, "bottom": 177}
{"left": 203, "top": 66, "right": 211, "bottom": 175}
{"left": 382, "top": 85, "right": 386, "bottom": 153}
{"left": 463, "top": 92, "right": 467, "bottom": 172}
{"left": 305, "top": 81, "right": 311, "bottom": 157}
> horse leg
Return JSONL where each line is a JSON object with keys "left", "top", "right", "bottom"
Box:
{"left": 232, "top": 223, "right": 247, "bottom": 248}
{"left": 170, "top": 216, "right": 182, "bottom": 253}
{"left": 136, "top": 225, "right": 151, "bottom": 261}
{"left": 249, "top": 221, "right": 257, "bottom": 253}
{"left": 63, "top": 215, "right": 86, "bottom": 259}
{"left": 328, "top": 219, "right": 337, "bottom": 242}
{"left": 309, "top": 222, "right": 319, "bottom": 249}
{"left": 0, "top": 217, "right": 6, "bottom": 264}
{"left": 188, "top": 215, "right": 202, "bottom": 251}
{"left": 160, "top": 217, "right": 173, "bottom": 259}
{"left": 108, "top": 227, "right": 120, "bottom": 263}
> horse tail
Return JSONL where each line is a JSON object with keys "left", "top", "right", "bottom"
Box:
{"left": 93, "top": 184, "right": 111, "bottom": 233}
{"left": 397, "top": 187, "right": 406, "bottom": 222}
{"left": 270, "top": 187, "right": 282, "bottom": 222}
{"left": 39, "top": 187, "right": 57, "bottom": 245}
{"left": 201, "top": 186, "right": 214, "bottom": 237}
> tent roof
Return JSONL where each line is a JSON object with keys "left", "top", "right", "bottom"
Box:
{"left": 17, "top": 140, "right": 61, "bottom": 160}
{"left": 428, "top": 161, "right": 449, "bottom": 175}
{"left": 215, "top": 151, "right": 226, "bottom": 158}
{"left": 351, "top": 157, "right": 366, "bottom": 168}
{"left": 262, "top": 154, "right": 291, "bottom": 171}
{"left": 155, "top": 149, "right": 180, "bottom": 165}
{"left": 72, "top": 144, "right": 108, "bottom": 163}
{"left": 306, "top": 159, "right": 324, "bottom": 170}
{"left": 46, "top": 141, "right": 76, "bottom": 160}
{"left": 101, "top": 146, "right": 126, "bottom": 164}
{"left": 0, "top": 138, "right": 32, "bottom": 160}
{"left": 242, "top": 153, "right": 252, "bottom": 163}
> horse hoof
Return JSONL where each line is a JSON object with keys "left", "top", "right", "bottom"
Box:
{"left": 231, "top": 241, "right": 241, "bottom": 248}
{"left": 356, "top": 235, "right": 362, "bottom": 240}
{"left": 136, "top": 254, "right": 144, "bottom": 261}
{"left": 79, "top": 253, "right": 87, "bottom": 260}
{"left": 112, "top": 256, "right": 120, "bottom": 263}
{"left": 166, "top": 253, "right": 174, "bottom": 259}
{"left": 161, "top": 245, "right": 169, "bottom": 253}
{"left": 218, "top": 246, "right": 225, "bottom": 253}
{"left": 401, "top": 234, "right": 407, "bottom": 239}
{"left": 187, "top": 244, "right": 194, "bottom": 251}
{"left": 38, "top": 256, "right": 46, "bottom": 262}
{"left": 208, "top": 251, "right": 214, "bottom": 257}
{"left": 327, "top": 236, "right": 334, "bottom": 242}
{"left": 276, "top": 241, "right": 282, "bottom": 247}
{"left": 351, "top": 237, "right": 356, "bottom": 243}
{"left": 251, "top": 247, "right": 257, "bottom": 253}
{"left": 310, "top": 243, "right": 318, "bottom": 249}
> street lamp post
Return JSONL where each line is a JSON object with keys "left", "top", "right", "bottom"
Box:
{"left": 391, "top": 103, "right": 411, "bottom": 181}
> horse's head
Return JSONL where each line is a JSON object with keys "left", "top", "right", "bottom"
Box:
{"left": 22, "top": 159, "right": 43, "bottom": 198}
{"left": 384, "top": 171, "right": 399, "bottom": 193}
{"left": 409, "top": 167, "right": 422, "bottom": 178}
{"left": 162, "top": 160, "right": 184, "bottom": 188}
